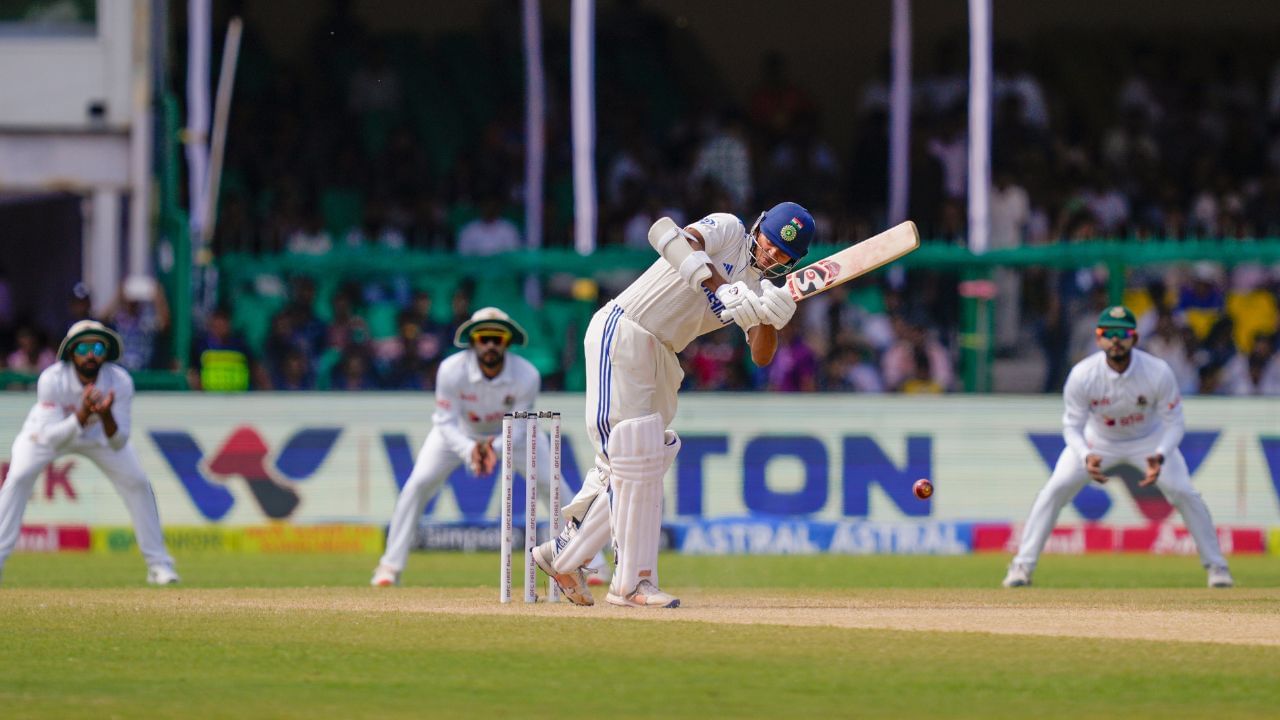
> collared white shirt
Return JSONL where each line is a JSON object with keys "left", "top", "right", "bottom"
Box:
{"left": 1062, "top": 348, "right": 1184, "bottom": 457}
{"left": 613, "top": 212, "right": 762, "bottom": 353}
{"left": 431, "top": 349, "right": 541, "bottom": 459}
{"left": 22, "top": 361, "right": 134, "bottom": 451}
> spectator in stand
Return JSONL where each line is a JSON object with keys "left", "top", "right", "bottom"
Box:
{"left": 927, "top": 109, "right": 968, "bottom": 201}
{"left": 900, "top": 345, "right": 946, "bottom": 394}
{"left": 688, "top": 333, "right": 740, "bottom": 390}
{"left": 105, "top": 276, "right": 170, "bottom": 372}
{"left": 1224, "top": 333, "right": 1280, "bottom": 396}
{"left": 188, "top": 306, "right": 266, "bottom": 392}
{"left": 286, "top": 206, "right": 333, "bottom": 255}
{"left": 994, "top": 42, "right": 1049, "bottom": 130}
{"left": 989, "top": 168, "right": 1031, "bottom": 355}
{"left": 378, "top": 310, "right": 444, "bottom": 390}
{"left": 821, "top": 342, "right": 884, "bottom": 393}
{"left": 457, "top": 195, "right": 521, "bottom": 256}
{"left": 284, "top": 276, "right": 327, "bottom": 360}
{"left": 5, "top": 326, "right": 54, "bottom": 374}
{"left": 1069, "top": 287, "right": 1112, "bottom": 364}
{"left": 326, "top": 285, "right": 371, "bottom": 355}
{"left": 273, "top": 348, "right": 315, "bottom": 391}
{"left": 1142, "top": 310, "right": 1199, "bottom": 394}
{"left": 766, "top": 322, "right": 818, "bottom": 392}
{"left": 406, "top": 290, "right": 449, "bottom": 358}
{"left": 882, "top": 312, "right": 953, "bottom": 392}
{"left": 331, "top": 346, "right": 379, "bottom": 390}
{"left": 445, "top": 280, "right": 476, "bottom": 342}
{"left": 263, "top": 312, "right": 303, "bottom": 386}
{"left": 1195, "top": 316, "right": 1242, "bottom": 395}
{"left": 1177, "top": 263, "right": 1226, "bottom": 341}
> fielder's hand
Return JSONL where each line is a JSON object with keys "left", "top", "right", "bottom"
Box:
{"left": 757, "top": 282, "right": 797, "bottom": 328}
{"left": 1141, "top": 453, "right": 1164, "bottom": 487}
{"left": 75, "top": 384, "right": 97, "bottom": 426}
{"left": 714, "top": 281, "right": 764, "bottom": 330}
{"left": 470, "top": 438, "right": 497, "bottom": 476}
{"left": 1085, "top": 454, "right": 1108, "bottom": 484}
{"left": 90, "top": 390, "right": 115, "bottom": 415}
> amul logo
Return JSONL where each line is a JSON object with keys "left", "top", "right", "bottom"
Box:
{"left": 150, "top": 426, "right": 341, "bottom": 520}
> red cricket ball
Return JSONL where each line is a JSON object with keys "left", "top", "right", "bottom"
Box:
{"left": 912, "top": 478, "right": 933, "bottom": 499}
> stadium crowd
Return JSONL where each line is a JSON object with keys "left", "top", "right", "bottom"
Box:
{"left": 4, "top": 2, "right": 1280, "bottom": 396}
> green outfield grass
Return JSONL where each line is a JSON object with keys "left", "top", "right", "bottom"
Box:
{"left": 1, "top": 553, "right": 1278, "bottom": 719}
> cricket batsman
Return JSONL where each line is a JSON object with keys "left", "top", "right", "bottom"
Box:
{"left": 533, "top": 201, "right": 815, "bottom": 608}
{"left": 0, "top": 320, "right": 179, "bottom": 585}
{"left": 1003, "top": 306, "right": 1234, "bottom": 589}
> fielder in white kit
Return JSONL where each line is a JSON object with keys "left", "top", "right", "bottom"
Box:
{"left": 0, "top": 320, "right": 178, "bottom": 585}
{"left": 371, "top": 307, "right": 587, "bottom": 586}
{"left": 1003, "top": 306, "right": 1234, "bottom": 589}
{"left": 532, "top": 202, "right": 815, "bottom": 608}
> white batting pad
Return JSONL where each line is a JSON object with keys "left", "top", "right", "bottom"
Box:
{"left": 552, "top": 487, "right": 611, "bottom": 574}
{"left": 607, "top": 413, "right": 668, "bottom": 596}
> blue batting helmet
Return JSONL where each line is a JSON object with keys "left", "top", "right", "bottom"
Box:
{"left": 757, "top": 201, "right": 815, "bottom": 261}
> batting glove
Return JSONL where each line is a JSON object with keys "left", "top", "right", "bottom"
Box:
{"left": 715, "top": 281, "right": 764, "bottom": 329}
{"left": 758, "top": 282, "right": 797, "bottom": 328}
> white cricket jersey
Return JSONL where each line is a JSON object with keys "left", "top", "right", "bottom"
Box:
{"left": 22, "top": 361, "right": 135, "bottom": 451}
{"left": 431, "top": 349, "right": 541, "bottom": 459}
{"left": 1062, "top": 349, "right": 1184, "bottom": 457}
{"left": 613, "top": 213, "right": 762, "bottom": 352}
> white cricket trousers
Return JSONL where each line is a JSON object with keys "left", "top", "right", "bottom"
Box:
{"left": 1013, "top": 444, "right": 1227, "bottom": 569}
{"left": 0, "top": 436, "right": 173, "bottom": 570}
{"left": 560, "top": 302, "right": 683, "bottom": 523}
{"left": 379, "top": 425, "right": 560, "bottom": 572}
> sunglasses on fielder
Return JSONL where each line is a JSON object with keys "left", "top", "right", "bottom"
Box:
{"left": 472, "top": 332, "right": 511, "bottom": 347}
{"left": 1096, "top": 327, "right": 1137, "bottom": 341}
{"left": 74, "top": 340, "right": 107, "bottom": 357}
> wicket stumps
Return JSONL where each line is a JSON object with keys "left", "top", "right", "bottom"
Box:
{"left": 499, "top": 411, "right": 562, "bottom": 604}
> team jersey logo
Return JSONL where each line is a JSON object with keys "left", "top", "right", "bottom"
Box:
{"left": 780, "top": 215, "right": 805, "bottom": 243}
{"left": 722, "top": 263, "right": 734, "bottom": 275}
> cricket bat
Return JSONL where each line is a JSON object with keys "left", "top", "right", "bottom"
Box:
{"left": 783, "top": 221, "right": 920, "bottom": 302}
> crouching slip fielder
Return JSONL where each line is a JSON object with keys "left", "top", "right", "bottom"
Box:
{"left": 533, "top": 202, "right": 815, "bottom": 608}
{"left": 0, "top": 321, "right": 178, "bottom": 585}
{"left": 372, "top": 307, "right": 585, "bottom": 586}
{"left": 1003, "top": 306, "right": 1234, "bottom": 589}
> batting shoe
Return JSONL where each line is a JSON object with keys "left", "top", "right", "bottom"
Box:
{"left": 1208, "top": 565, "right": 1235, "bottom": 588}
{"left": 530, "top": 541, "right": 594, "bottom": 606}
{"left": 606, "top": 579, "right": 680, "bottom": 609}
{"left": 1001, "top": 563, "right": 1032, "bottom": 588}
{"left": 146, "top": 565, "right": 181, "bottom": 586}
{"left": 371, "top": 564, "right": 400, "bottom": 587}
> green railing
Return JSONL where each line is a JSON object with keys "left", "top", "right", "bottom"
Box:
{"left": 92, "top": 237, "right": 1279, "bottom": 394}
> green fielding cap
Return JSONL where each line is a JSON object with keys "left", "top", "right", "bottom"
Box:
{"left": 1097, "top": 305, "right": 1137, "bottom": 329}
